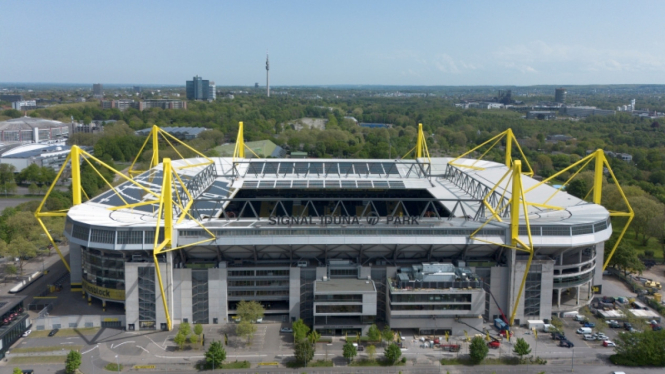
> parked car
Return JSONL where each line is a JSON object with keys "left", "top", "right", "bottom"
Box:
{"left": 551, "top": 332, "right": 566, "bottom": 341}
{"left": 22, "top": 329, "right": 31, "bottom": 337}
{"left": 279, "top": 327, "right": 293, "bottom": 333}
{"left": 577, "top": 327, "right": 592, "bottom": 334}
{"left": 487, "top": 340, "right": 500, "bottom": 349}
{"left": 603, "top": 340, "right": 616, "bottom": 347}
{"left": 583, "top": 334, "right": 595, "bottom": 341}
{"left": 653, "top": 325, "right": 663, "bottom": 331}
{"left": 48, "top": 328, "right": 59, "bottom": 337}
{"left": 357, "top": 345, "right": 364, "bottom": 351}
{"left": 623, "top": 322, "right": 633, "bottom": 330}
{"left": 592, "top": 333, "right": 607, "bottom": 340}
{"left": 559, "top": 340, "right": 574, "bottom": 348}
{"left": 583, "top": 322, "right": 596, "bottom": 328}
{"left": 608, "top": 321, "right": 621, "bottom": 328}
{"left": 574, "top": 314, "right": 586, "bottom": 322}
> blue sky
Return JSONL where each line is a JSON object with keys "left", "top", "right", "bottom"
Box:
{"left": 2, "top": 0, "right": 664, "bottom": 86}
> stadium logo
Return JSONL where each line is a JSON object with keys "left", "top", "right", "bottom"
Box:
{"left": 267, "top": 213, "right": 418, "bottom": 226}
{"left": 366, "top": 212, "right": 379, "bottom": 225}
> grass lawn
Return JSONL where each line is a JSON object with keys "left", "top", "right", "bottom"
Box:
{"left": 10, "top": 355, "right": 64, "bottom": 364}
{"left": 28, "top": 327, "right": 100, "bottom": 338}
{"left": 349, "top": 358, "right": 405, "bottom": 367}
{"left": 11, "top": 345, "right": 82, "bottom": 353}
{"left": 220, "top": 361, "right": 251, "bottom": 369}
{"left": 105, "top": 363, "right": 123, "bottom": 371}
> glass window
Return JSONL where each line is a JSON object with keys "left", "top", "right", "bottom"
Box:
{"left": 192, "top": 270, "right": 209, "bottom": 324}
{"left": 117, "top": 231, "right": 143, "bottom": 244}
{"left": 138, "top": 267, "right": 156, "bottom": 328}
{"left": 72, "top": 225, "right": 90, "bottom": 240}
{"left": 315, "top": 294, "right": 362, "bottom": 302}
{"left": 316, "top": 305, "right": 362, "bottom": 313}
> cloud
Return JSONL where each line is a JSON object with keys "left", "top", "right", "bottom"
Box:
{"left": 493, "top": 41, "right": 665, "bottom": 73}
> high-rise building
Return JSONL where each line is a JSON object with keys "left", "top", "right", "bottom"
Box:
{"left": 92, "top": 84, "right": 103, "bottom": 98}
{"left": 186, "top": 76, "right": 215, "bottom": 101}
{"left": 266, "top": 54, "right": 270, "bottom": 97}
{"left": 555, "top": 88, "right": 567, "bottom": 103}
{"left": 133, "top": 86, "right": 142, "bottom": 93}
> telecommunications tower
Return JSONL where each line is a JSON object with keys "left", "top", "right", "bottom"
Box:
{"left": 266, "top": 53, "right": 270, "bottom": 97}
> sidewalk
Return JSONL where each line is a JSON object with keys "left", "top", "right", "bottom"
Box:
{"left": 0, "top": 245, "right": 70, "bottom": 296}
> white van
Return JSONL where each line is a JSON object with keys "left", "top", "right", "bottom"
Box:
{"left": 577, "top": 327, "right": 592, "bottom": 334}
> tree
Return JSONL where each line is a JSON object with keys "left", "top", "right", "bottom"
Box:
{"left": 630, "top": 195, "right": 664, "bottom": 245}
{"left": 205, "top": 340, "right": 226, "bottom": 369}
{"left": 4, "top": 237, "right": 38, "bottom": 276}
{"left": 65, "top": 349, "right": 82, "bottom": 374}
{"left": 194, "top": 323, "right": 204, "bottom": 347}
{"left": 292, "top": 318, "right": 310, "bottom": 341}
{"left": 294, "top": 338, "right": 314, "bottom": 365}
{"left": 235, "top": 300, "right": 264, "bottom": 323}
{"left": 469, "top": 336, "right": 489, "bottom": 364}
{"left": 343, "top": 340, "right": 357, "bottom": 363}
{"left": 189, "top": 333, "right": 199, "bottom": 347}
{"left": 179, "top": 321, "right": 191, "bottom": 337}
{"left": 567, "top": 179, "right": 587, "bottom": 199}
{"left": 607, "top": 242, "right": 645, "bottom": 277}
{"left": 174, "top": 331, "right": 187, "bottom": 350}
{"left": 382, "top": 325, "right": 394, "bottom": 345}
{"left": 513, "top": 338, "right": 532, "bottom": 363}
{"left": 236, "top": 320, "right": 256, "bottom": 345}
{"left": 614, "top": 330, "right": 665, "bottom": 366}
{"left": 367, "top": 344, "right": 376, "bottom": 361}
{"left": 28, "top": 183, "right": 39, "bottom": 195}
{"left": 367, "top": 324, "right": 381, "bottom": 342}
{"left": 383, "top": 342, "right": 402, "bottom": 365}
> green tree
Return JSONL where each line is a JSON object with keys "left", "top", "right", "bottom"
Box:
{"left": 343, "top": 340, "right": 357, "bottom": 363}
{"left": 179, "top": 321, "right": 191, "bottom": 337}
{"left": 292, "top": 318, "right": 310, "bottom": 341}
{"left": 630, "top": 195, "right": 664, "bottom": 245}
{"left": 383, "top": 343, "right": 402, "bottom": 365}
{"left": 189, "top": 333, "right": 199, "bottom": 347}
{"left": 614, "top": 330, "right": 665, "bottom": 366}
{"left": 367, "top": 324, "right": 381, "bottom": 342}
{"left": 607, "top": 242, "right": 645, "bottom": 277}
{"left": 194, "top": 323, "right": 204, "bottom": 347}
{"left": 567, "top": 179, "right": 587, "bottom": 199}
{"left": 2, "top": 109, "right": 22, "bottom": 118}
{"left": 65, "top": 349, "right": 82, "bottom": 374}
{"left": 294, "top": 339, "right": 314, "bottom": 365}
{"left": 513, "top": 338, "right": 532, "bottom": 363}
{"left": 174, "top": 331, "right": 187, "bottom": 350}
{"left": 28, "top": 183, "right": 39, "bottom": 195}
{"left": 469, "top": 336, "right": 489, "bottom": 364}
{"left": 367, "top": 344, "right": 376, "bottom": 360}
{"left": 205, "top": 340, "right": 226, "bottom": 369}
{"left": 235, "top": 300, "right": 264, "bottom": 323}
{"left": 236, "top": 320, "right": 256, "bottom": 345}
{"left": 4, "top": 237, "right": 38, "bottom": 276}
{"left": 382, "top": 325, "right": 395, "bottom": 345}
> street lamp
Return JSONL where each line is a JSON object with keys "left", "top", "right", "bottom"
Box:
{"left": 91, "top": 355, "right": 94, "bottom": 374}
{"left": 115, "top": 355, "right": 119, "bottom": 373}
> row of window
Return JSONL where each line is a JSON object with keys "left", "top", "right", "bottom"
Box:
{"left": 390, "top": 294, "right": 472, "bottom": 303}
{"left": 314, "top": 294, "right": 363, "bottom": 302}
{"left": 228, "top": 270, "right": 290, "bottom": 277}
{"left": 316, "top": 305, "right": 363, "bottom": 314}
{"left": 390, "top": 304, "right": 472, "bottom": 311}
{"left": 228, "top": 280, "right": 290, "bottom": 287}
{"left": 228, "top": 290, "right": 289, "bottom": 297}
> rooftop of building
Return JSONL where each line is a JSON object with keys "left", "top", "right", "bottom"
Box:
{"left": 0, "top": 295, "right": 26, "bottom": 317}
{"left": 0, "top": 116, "right": 69, "bottom": 131}
{"left": 64, "top": 156, "right": 612, "bottom": 247}
{"left": 0, "top": 141, "right": 70, "bottom": 158}
{"left": 135, "top": 126, "right": 207, "bottom": 138}
{"left": 314, "top": 278, "right": 376, "bottom": 293}
{"left": 215, "top": 140, "right": 284, "bottom": 158}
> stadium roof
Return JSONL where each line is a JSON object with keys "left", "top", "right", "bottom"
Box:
{"left": 0, "top": 116, "right": 69, "bottom": 131}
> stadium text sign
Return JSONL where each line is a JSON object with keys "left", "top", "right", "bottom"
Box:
{"left": 268, "top": 215, "right": 419, "bottom": 226}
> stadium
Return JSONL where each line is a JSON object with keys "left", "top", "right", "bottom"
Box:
{"left": 36, "top": 124, "right": 633, "bottom": 335}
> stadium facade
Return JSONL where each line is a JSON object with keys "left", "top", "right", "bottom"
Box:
{"left": 39, "top": 126, "right": 630, "bottom": 335}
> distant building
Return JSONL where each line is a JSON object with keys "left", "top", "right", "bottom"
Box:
{"left": 555, "top": 88, "right": 567, "bottom": 104}
{"left": 562, "top": 106, "right": 615, "bottom": 118}
{"left": 11, "top": 100, "right": 37, "bottom": 110}
{"left": 546, "top": 134, "right": 574, "bottom": 143}
{"left": 0, "top": 295, "right": 29, "bottom": 359}
{"left": 290, "top": 151, "right": 308, "bottom": 158}
{"left": 101, "top": 99, "right": 187, "bottom": 111}
{"left": 0, "top": 142, "right": 81, "bottom": 171}
{"left": 93, "top": 83, "right": 103, "bottom": 98}
{"left": 186, "top": 76, "right": 216, "bottom": 101}
{"left": 215, "top": 140, "right": 286, "bottom": 158}
{"left": 616, "top": 153, "right": 633, "bottom": 162}
{"left": 76, "top": 97, "right": 87, "bottom": 103}
{"left": 469, "top": 102, "right": 504, "bottom": 109}
{"left": 527, "top": 111, "right": 556, "bottom": 120}
{"left": 344, "top": 116, "right": 359, "bottom": 124}
{"left": 0, "top": 94, "right": 22, "bottom": 102}
{"left": 136, "top": 126, "right": 207, "bottom": 141}
{"left": 498, "top": 90, "right": 512, "bottom": 105}
{"left": 359, "top": 123, "right": 391, "bottom": 129}
{"left": 133, "top": 86, "right": 142, "bottom": 93}
{"left": 255, "top": 83, "right": 259, "bottom": 89}
{"left": 0, "top": 117, "right": 69, "bottom": 143}
{"left": 71, "top": 121, "right": 104, "bottom": 135}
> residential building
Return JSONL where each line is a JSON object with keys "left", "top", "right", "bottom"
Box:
{"left": 93, "top": 84, "right": 103, "bottom": 98}
{"left": 555, "top": 88, "right": 567, "bottom": 104}
{"left": 135, "top": 126, "right": 207, "bottom": 141}
{"left": 11, "top": 100, "right": 37, "bottom": 110}
{"left": 562, "top": 106, "right": 615, "bottom": 118}
{"left": 527, "top": 111, "right": 556, "bottom": 120}
{"left": 0, "top": 94, "right": 22, "bottom": 103}
{"left": 101, "top": 100, "right": 186, "bottom": 111}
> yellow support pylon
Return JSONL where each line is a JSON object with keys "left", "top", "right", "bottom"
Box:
{"left": 153, "top": 158, "right": 174, "bottom": 331}
{"left": 403, "top": 123, "right": 431, "bottom": 163}
{"left": 232, "top": 122, "right": 261, "bottom": 161}
{"left": 448, "top": 128, "right": 534, "bottom": 176}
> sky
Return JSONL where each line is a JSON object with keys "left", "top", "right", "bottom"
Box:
{"left": 2, "top": 0, "right": 665, "bottom": 86}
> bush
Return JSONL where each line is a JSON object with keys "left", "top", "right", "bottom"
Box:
{"left": 469, "top": 336, "right": 489, "bottom": 364}
{"left": 645, "top": 250, "right": 655, "bottom": 258}
{"left": 610, "top": 354, "right": 640, "bottom": 366}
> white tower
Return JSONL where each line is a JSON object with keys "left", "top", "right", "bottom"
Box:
{"left": 631, "top": 99, "right": 636, "bottom": 111}
{"left": 266, "top": 54, "right": 270, "bottom": 97}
